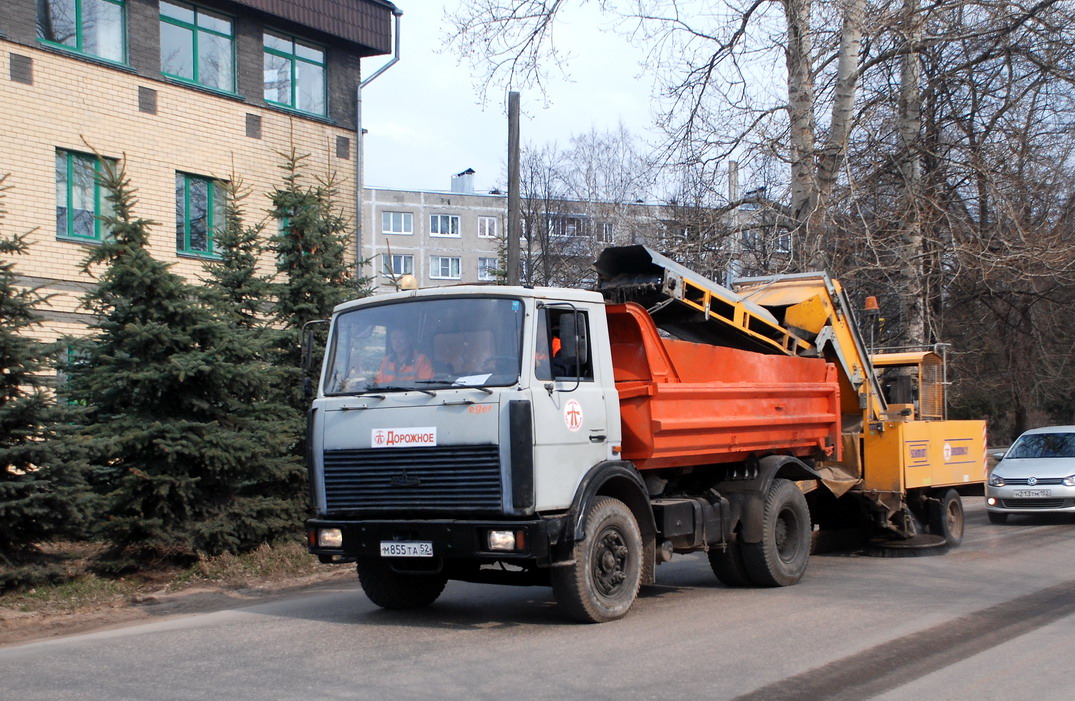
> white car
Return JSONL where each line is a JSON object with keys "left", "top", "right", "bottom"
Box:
{"left": 986, "top": 426, "right": 1075, "bottom": 524}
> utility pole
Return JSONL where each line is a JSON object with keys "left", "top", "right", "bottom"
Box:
{"left": 507, "top": 91, "right": 521, "bottom": 286}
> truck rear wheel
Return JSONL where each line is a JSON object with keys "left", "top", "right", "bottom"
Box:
{"left": 742, "top": 478, "right": 811, "bottom": 587}
{"left": 929, "top": 488, "right": 964, "bottom": 547}
{"left": 708, "top": 534, "right": 753, "bottom": 587}
{"left": 552, "top": 496, "right": 643, "bottom": 623}
{"left": 356, "top": 558, "right": 448, "bottom": 610}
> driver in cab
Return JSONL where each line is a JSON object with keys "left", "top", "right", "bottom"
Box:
{"left": 375, "top": 327, "right": 433, "bottom": 383}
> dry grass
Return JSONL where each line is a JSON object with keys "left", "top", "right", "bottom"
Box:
{"left": 2, "top": 541, "right": 329, "bottom": 617}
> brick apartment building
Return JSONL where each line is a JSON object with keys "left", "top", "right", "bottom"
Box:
{"left": 1, "top": 0, "right": 396, "bottom": 343}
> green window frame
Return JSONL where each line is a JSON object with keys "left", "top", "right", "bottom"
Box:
{"left": 55, "top": 149, "right": 115, "bottom": 242}
{"left": 38, "top": 0, "right": 127, "bottom": 64}
{"left": 159, "top": 1, "right": 235, "bottom": 93}
{"left": 176, "top": 173, "right": 225, "bottom": 258}
{"left": 263, "top": 31, "right": 327, "bottom": 116}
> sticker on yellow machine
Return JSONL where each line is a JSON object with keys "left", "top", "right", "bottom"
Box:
{"left": 380, "top": 541, "right": 433, "bottom": 557}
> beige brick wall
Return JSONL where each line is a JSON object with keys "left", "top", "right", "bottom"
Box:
{"left": 2, "top": 41, "right": 360, "bottom": 343}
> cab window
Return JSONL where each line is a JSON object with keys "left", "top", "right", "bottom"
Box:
{"left": 535, "top": 308, "right": 593, "bottom": 382}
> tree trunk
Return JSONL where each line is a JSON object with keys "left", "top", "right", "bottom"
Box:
{"left": 784, "top": 0, "right": 819, "bottom": 268}
{"left": 898, "top": 0, "right": 926, "bottom": 345}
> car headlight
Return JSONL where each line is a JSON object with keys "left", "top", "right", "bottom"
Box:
{"left": 1064, "top": 475, "right": 1075, "bottom": 487}
{"left": 988, "top": 473, "right": 1006, "bottom": 487}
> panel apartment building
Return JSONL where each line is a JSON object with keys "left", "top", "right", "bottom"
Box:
{"left": 363, "top": 169, "right": 672, "bottom": 292}
{"left": 1, "top": 0, "right": 396, "bottom": 343}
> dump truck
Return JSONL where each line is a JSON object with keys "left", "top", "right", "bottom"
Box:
{"left": 305, "top": 245, "right": 986, "bottom": 622}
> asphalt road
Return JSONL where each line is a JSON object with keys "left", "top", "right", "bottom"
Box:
{"left": 3, "top": 498, "right": 1075, "bottom": 700}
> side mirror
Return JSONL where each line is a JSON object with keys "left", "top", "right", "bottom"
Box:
{"left": 301, "top": 319, "right": 329, "bottom": 373}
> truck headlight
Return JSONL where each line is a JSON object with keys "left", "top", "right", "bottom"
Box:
{"left": 487, "top": 530, "right": 525, "bottom": 551}
{"left": 318, "top": 528, "right": 344, "bottom": 548}
{"left": 988, "top": 473, "right": 1005, "bottom": 487}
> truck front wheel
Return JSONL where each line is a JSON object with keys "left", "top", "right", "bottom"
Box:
{"left": 356, "top": 558, "right": 448, "bottom": 610}
{"left": 552, "top": 496, "right": 643, "bottom": 623}
{"left": 742, "top": 478, "right": 811, "bottom": 587}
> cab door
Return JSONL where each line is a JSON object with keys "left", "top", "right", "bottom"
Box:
{"left": 529, "top": 304, "right": 616, "bottom": 510}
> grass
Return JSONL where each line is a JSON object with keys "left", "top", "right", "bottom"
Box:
{"left": 2, "top": 541, "right": 333, "bottom": 617}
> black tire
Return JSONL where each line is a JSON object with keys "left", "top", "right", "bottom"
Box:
{"left": 551, "top": 496, "right": 643, "bottom": 623}
{"left": 708, "top": 534, "right": 753, "bottom": 587}
{"left": 929, "top": 489, "right": 965, "bottom": 547}
{"left": 356, "top": 558, "right": 448, "bottom": 610}
{"left": 987, "top": 510, "right": 1009, "bottom": 525}
{"left": 742, "top": 478, "right": 812, "bottom": 587}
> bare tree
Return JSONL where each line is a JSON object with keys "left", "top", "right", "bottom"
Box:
{"left": 449, "top": 0, "right": 867, "bottom": 270}
{"left": 514, "top": 125, "right": 655, "bottom": 287}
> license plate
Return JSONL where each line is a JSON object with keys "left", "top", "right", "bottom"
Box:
{"left": 1014, "top": 489, "right": 1051, "bottom": 498}
{"left": 380, "top": 541, "right": 433, "bottom": 558}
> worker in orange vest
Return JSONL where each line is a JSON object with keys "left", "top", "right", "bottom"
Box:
{"left": 376, "top": 327, "right": 433, "bottom": 382}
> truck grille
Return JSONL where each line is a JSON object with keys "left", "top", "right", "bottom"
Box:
{"left": 322, "top": 445, "right": 503, "bottom": 512}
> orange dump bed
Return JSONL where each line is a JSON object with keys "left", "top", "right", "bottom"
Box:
{"left": 608, "top": 303, "right": 841, "bottom": 470}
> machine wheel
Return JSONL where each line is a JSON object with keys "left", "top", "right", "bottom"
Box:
{"left": 742, "top": 478, "right": 812, "bottom": 587}
{"left": 551, "top": 496, "right": 643, "bottom": 623}
{"left": 987, "top": 510, "right": 1009, "bottom": 525}
{"left": 707, "top": 534, "right": 753, "bottom": 587}
{"left": 356, "top": 558, "right": 448, "bottom": 610}
{"left": 929, "top": 489, "right": 965, "bottom": 547}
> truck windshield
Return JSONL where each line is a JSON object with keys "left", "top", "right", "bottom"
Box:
{"left": 323, "top": 296, "right": 525, "bottom": 395}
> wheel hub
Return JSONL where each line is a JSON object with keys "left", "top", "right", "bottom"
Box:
{"left": 592, "top": 528, "right": 628, "bottom": 596}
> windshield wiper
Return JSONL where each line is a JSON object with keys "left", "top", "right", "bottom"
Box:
{"left": 369, "top": 384, "right": 436, "bottom": 397}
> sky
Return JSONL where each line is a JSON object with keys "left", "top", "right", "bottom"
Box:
{"left": 360, "top": 2, "right": 658, "bottom": 194}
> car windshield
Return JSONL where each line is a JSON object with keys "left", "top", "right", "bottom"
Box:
{"left": 323, "top": 296, "right": 525, "bottom": 395}
{"left": 1006, "top": 432, "right": 1075, "bottom": 459}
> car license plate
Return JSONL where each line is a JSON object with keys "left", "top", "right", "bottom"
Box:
{"left": 380, "top": 541, "right": 433, "bottom": 558}
{"left": 1014, "top": 489, "right": 1051, "bottom": 498}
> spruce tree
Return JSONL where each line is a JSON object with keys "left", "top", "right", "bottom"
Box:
{"left": 199, "top": 177, "right": 306, "bottom": 548}
{"left": 268, "top": 149, "right": 368, "bottom": 410}
{"left": 0, "top": 175, "right": 92, "bottom": 589}
{"left": 70, "top": 160, "right": 299, "bottom": 571}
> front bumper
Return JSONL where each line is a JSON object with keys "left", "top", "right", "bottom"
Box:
{"left": 985, "top": 485, "right": 1075, "bottom": 513}
{"left": 306, "top": 516, "right": 566, "bottom": 564}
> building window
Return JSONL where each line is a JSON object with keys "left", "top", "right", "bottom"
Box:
{"left": 381, "top": 253, "right": 414, "bottom": 278}
{"left": 38, "top": 0, "right": 126, "bottom": 63}
{"left": 599, "top": 222, "right": 613, "bottom": 243}
{"left": 160, "top": 2, "right": 234, "bottom": 92}
{"left": 430, "top": 214, "right": 460, "bottom": 237}
{"left": 478, "top": 257, "right": 498, "bottom": 281}
{"left": 478, "top": 216, "right": 497, "bottom": 238}
{"left": 551, "top": 216, "right": 584, "bottom": 238}
{"left": 382, "top": 211, "right": 413, "bottom": 235}
{"left": 263, "top": 31, "right": 326, "bottom": 116}
{"left": 430, "top": 256, "right": 461, "bottom": 280}
{"left": 176, "top": 173, "right": 225, "bottom": 257}
{"left": 55, "top": 149, "right": 114, "bottom": 241}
